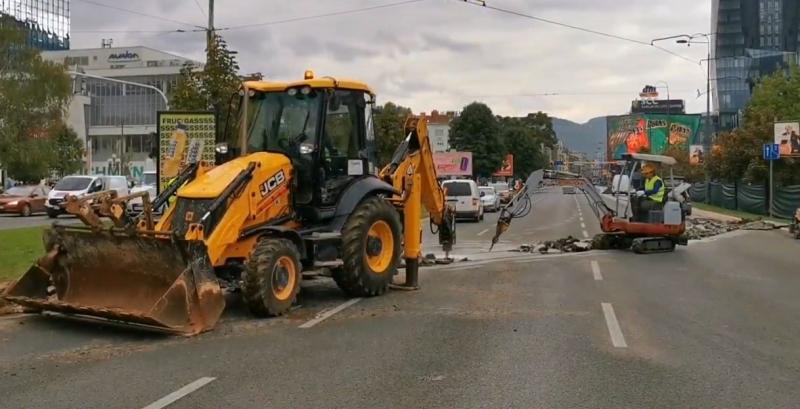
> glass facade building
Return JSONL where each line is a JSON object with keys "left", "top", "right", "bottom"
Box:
{"left": 0, "top": 0, "right": 70, "bottom": 50}
{"left": 711, "top": 0, "right": 800, "bottom": 130}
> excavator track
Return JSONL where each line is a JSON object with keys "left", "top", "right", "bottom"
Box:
{"left": 631, "top": 237, "right": 676, "bottom": 254}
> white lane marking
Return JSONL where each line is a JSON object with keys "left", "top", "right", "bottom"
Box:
{"left": 580, "top": 222, "right": 586, "bottom": 229}
{"left": 299, "top": 298, "right": 362, "bottom": 328}
{"left": 590, "top": 260, "right": 603, "bottom": 281}
{"left": 601, "top": 303, "right": 627, "bottom": 348}
{"left": 0, "top": 313, "right": 34, "bottom": 322}
{"left": 142, "top": 377, "right": 216, "bottom": 409}
{"left": 477, "top": 228, "right": 489, "bottom": 236}
{"left": 582, "top": 230, "right": 589, "bottom": 238}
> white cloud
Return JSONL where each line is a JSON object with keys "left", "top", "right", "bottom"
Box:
{"left": 70, "top": 0, "right": 711, "bottom": 122}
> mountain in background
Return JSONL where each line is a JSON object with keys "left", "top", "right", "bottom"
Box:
{"left": 552, "top": 116, "right": 607, "bottom": 157}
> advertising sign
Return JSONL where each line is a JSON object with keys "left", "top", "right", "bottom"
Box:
{"left": 606, "top": 114, "right": 701, "bottom": 160}
{"left": 434, "top": 152, "right": 472, "bottom": 176}
{"left": 631, "top": 99, "right": 686, "bottom": 115}
{"left": 157, "top": 111, "right": 217, "bottom": 193}
{"left": 689, "top": 145, "right": 705, "bottom": 165}
{"left": 493, "top": 154, "right": 514, "bottom": 177}
{"left": 774, "top": 121, "right": 800, "bottom": 157}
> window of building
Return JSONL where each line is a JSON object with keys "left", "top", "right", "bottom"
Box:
{"left": 147, "top": 60, "right": 160, "bottom": 67}
{"left": 435, "top": 129, "right": 445, "bottom": 137}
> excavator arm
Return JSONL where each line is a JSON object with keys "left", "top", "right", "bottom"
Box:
{"left": 379, "top": 115, "right": 456, "bottom": 288}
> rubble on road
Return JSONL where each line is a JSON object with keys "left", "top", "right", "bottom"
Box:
{"left": 0, "top": 281, "right": 23, "bottom": 315}
{"left": 515, "top": 235, "right": 593, "bottom": 254}
{"left": 739, "top": 220, "right": 783, "bottom": 230}
{"left": 683, "top": 218, "right": 739, "bottom": 240}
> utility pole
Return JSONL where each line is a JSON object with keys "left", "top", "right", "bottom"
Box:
{"left": 207, "top": 0, "right": 215, "bottom": 63}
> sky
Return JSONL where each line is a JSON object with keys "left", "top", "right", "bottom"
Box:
{"left": 70, "top": 0, "right": 712, "bottom": 123}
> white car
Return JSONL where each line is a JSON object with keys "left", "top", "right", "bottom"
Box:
{"left": 130, "top": 171, "right": 158, "bottom": 212}
{"left": 46, "top": 175, "right": 130, "bottom": 218}
{"left": 442, "top": 179, "right": 483, "bottom": 222}
{"left": 479, "top": 186, "right": 500, "bottom": 212}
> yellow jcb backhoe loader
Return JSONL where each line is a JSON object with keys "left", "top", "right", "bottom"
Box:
{"left": 2, "top": 71, "right": 456, "bottom": 335}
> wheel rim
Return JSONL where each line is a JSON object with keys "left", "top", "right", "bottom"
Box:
{"left": 365, "top": 220, "right": 394, "bottom": 273}
{"left": 272, "top": 256, "right": 297, "bottom": 301}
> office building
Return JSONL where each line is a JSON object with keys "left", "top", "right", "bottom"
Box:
{"left": 0, "top": 0, "right": 70, "bottom": 50}
{"left": 42, "top": 46, "right": 201, "bottom": 179}
{"left": 711, "top": 0, "right": 800, "bottom": 130}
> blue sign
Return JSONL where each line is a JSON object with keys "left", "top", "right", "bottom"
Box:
{"left": 554, "top": 160, "right": 564, "bottom": 166}
{"left": 763, "top": 143, "right": 780, "bottom": 160}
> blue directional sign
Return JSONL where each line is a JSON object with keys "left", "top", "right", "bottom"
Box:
{"left": 763, "top": 143, "right": 780, "bottom": 161}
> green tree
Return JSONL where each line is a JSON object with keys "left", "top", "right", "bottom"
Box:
{"left": 449, "top": 102, "right": 505, "bottom": 177}
{"left": 170, "top": 34, "right": 241, "bottom": 145}
{"left": 499, "top": 124, "right": 545, "bottom": 179}
{"left": 712, "top": 64, "right": 800, "bottom": 184}
{"left": 0, "top": 17, "right": 71, "bottom": 181}
{"left": 373, "top": 102, "right": 412, "bottom": 166}
{"left": 50, "top": 124, "right": 85, "bottom": 178}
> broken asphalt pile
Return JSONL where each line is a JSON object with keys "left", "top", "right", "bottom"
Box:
{"left": 513, "top": 218, "right": 784, "bottom": 254}
{"left": 515, "top": 236, "right": 593, "bottom": 254}
{"left": 684, "top": 218, "right": 782, "bottom": 240}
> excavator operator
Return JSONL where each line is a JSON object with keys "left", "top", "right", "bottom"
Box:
{"left": 634, "top": 162, "right": 665, "bottom": 221}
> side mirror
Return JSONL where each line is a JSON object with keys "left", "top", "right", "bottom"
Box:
{"left": 480, "top": 192, "right": 485, "bottom": 197}
{"left": 128, "top": 180, "right": 136, "bottom": 189}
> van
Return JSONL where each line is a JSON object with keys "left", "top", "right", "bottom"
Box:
{"left": 442, "top": 179, "right": 483, "bottom": 222}
{"left": 46, "top": 175, "right": 130, "bottom": 218}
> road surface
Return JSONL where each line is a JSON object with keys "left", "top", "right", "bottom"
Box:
{"left": 1, "top": 187, "right": 798, "bottom": 408}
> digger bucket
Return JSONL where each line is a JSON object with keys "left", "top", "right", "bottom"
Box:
{"left": 1, "top": 226, "right": 225, "bottom": 335}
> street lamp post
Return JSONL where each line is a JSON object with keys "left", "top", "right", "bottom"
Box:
{"left": 67, "top": 71, "right": 170, "bottom": 109}
{"left": 651, "top": 33, "right": 712, "bottom": 146}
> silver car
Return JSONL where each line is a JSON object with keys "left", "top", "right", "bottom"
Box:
{"left": 479, "top": 186, "right": 500, "bottom": 212}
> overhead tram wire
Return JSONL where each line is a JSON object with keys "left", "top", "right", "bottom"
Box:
{"left": 220, "top": 0, "right": 426, "bottom": 31}
{"left": 458, "top": 0, "right": 701, "bottom": 65}
{"left": 72, "top": 0, "right": 205, "bottom": 30}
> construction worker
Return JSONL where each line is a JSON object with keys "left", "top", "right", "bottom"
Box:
{"left": 635, "top": 162, "right": 665, "bottom": 221}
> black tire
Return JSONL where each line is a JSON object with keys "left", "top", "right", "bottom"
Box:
{"left": 242, "top": 238, "right": 302, "bottom": 317}
{"left": 333, "top": 197, "right": 401, "bottom": 297}
{"left": 47, "top": 209, "right": 59, "bottom": 219}
{"left": 19, "top": 205, "right": 31, "bottom": 217}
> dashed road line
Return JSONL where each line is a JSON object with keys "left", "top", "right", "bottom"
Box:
{"left": 601, "top": 303, "right": 627, "bottom": 348}
{"left": 142, "top": 377, "right": 216, "bottom": 409}
{"left": 580, "top": 222, "right": 586, "bottom": 229}
{"left": 590, "top": 260, "right": 603, "bottom": 281}
{"left": 477, "top": 228, "right": 489, "bottom": 236}
{"left": 299, "top": 298, "right": 362, "bottom": 328}
{"left": 582, "top": 230, "right": 590, "bottom": 238}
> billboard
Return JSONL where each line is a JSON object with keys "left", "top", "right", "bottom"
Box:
{"left": 631, "top": 99, "right": 686, "bottom": 115}
{"left": 493, "top": 154, "right": 514, "bottom": 177}
{"left": 157, "top": 112, "right": 217, "bottom": 192}
{"left": 689, "top": 145, "right": 705, "bottom": 166}
{"left": 434, "top": 152, "right": 472, "bottom": 176}
{"left": 774, "top": 121, "right": 800, "bottom": 157}
{"left": 607, "top": 114, "right": 701, "bottom": 160}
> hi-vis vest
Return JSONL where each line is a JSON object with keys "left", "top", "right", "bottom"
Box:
{"left": 645, "top": 175, "right": 665, "bottom": 202}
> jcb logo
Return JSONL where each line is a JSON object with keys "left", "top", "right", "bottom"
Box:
{"left": 259, "top": 170, "right": 286, "bottom": 197}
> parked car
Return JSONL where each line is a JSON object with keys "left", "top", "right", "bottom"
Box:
{"left": 0, "top": 185, "right": 50, "bottom": 216}
{"left": 130, "top": 171, "right": 158, "bottom": 212}
{"left": 490, "top": 182, "right": 512, "bottom": 204}
{"left": 443, "top": 179, "right": 483, "bottom": 222}
{"left": 562, "top": 186, "right": 576, "bottom": 194}
{"left": 46, "top": 175, "right": 130, "bottom": 218}
{"left": 479, "top": 186, "right": 500, "bottom": 212}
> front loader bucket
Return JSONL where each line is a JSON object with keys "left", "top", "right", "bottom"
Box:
{"left": 1, "top": 227, "right": 224, "bottom": 335}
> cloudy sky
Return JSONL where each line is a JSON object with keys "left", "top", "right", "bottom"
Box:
{"left": 70, "top": 0, "right": 711, "bottom": 123}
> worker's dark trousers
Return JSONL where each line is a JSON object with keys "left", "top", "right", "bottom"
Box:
{"left": 633, "top": 196, "right": 663, "bottom": 222}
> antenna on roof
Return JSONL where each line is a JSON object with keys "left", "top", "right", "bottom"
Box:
{"left": 101, "top": 39, "right": 113, "bottom": 48}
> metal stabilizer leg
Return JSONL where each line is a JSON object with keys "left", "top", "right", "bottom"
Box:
{"left": 391, "top": 258, "right": 419, "bottom": 291}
